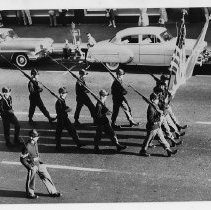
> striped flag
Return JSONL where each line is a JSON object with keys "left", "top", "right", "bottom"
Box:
{"left": 168, "top": 10, "right": 187, "bottom": 96}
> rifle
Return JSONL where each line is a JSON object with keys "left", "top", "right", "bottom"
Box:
{"left": 128, "top": 85, "right": 163, "bottom": 115}
{"left": 141, "top": 66, "right": 160, "bottom": 84}
{"left": 0, "top": 54, "right": 62, "bottom": 102}
{"left": 47, "top": 55, "right": 112, "bottom": 112}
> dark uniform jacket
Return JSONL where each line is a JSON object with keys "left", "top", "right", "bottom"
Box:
{"left": 28, "top": 79, "right": 43, "bottom": 100}
{"left": 157, "top": 88, "right": 172, "bottom": 114}
{"left": 111, "top": 79, "right": 127, "bottom": 102}
{"left": 0, "top": 96, "right": 14, "bottom": 117}
{"left": 146, "top": 103, "right": 161, "bottom": 131}
{"left": 75, "top": 80, "right": 89, "bottom": 101}
{"left": 20, "top": 141, "right": 43, "bottom": 171}
{"left": 55, "top": 98, "right": 71, "bottom": 120}
{"left": 95, "top": 102, "right": 111, "bottom": 126}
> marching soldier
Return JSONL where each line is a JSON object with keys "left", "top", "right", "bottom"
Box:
{"left": 20, "top": 129, "right": 61, "bottom": 199}
{"left": 139, "top": 93, "right": 177, "bottom": 157}
{"left": 28, "top": 69, "right": 56, "bottom": 124}
{"left": 74, "top": 69, "right": 96, "bottom": 125}
{"left": 0, "top": 87, "right": 20, "bottom": 147}
{"left": 94, "top": 89, "right": 127, "bottom": 154}
{"left": 55, "top": 87, "right": 85, "bottom": 151}
{"left": 111, "top": 69, "right": 139, "bottom": 128}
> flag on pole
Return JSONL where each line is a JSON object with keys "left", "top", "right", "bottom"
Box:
{"left": 185, "top": 8, "right": 210, "bottom": 80}
{"left": 168, "top": 9, "right": 187, "bottom": 96}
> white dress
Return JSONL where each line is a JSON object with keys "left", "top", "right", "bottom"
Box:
{"left": 138, "top": 8, "right": 149, "bottom": 26}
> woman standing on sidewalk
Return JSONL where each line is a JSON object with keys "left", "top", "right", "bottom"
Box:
{"left": 138, "top": 8, "right": 149, "bottom": 27}
{"left": 105, "top": 9, "right": 116, "bottom": 28}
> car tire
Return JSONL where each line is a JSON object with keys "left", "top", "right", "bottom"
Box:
{"left": 105, "top": 62, "right": 120, "bottom": 71}
{"left": 13, "top": 54, "right": 29, "bottom": 68}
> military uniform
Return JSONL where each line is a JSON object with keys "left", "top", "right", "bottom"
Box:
{"left": 74, "top": 70, "right": 96, "bottom": 124}
{"left": 139, "top": 93, "right": 177, "bottom": 157}
{"left": 28, "top": 69, "right": 55, "bottom": 123}
{"left": 0, "top": 87, "right": 20, "bottom": 147}
{"left": 111, "top": 69, "right": 137, "bottom": 128}
{"left": 94, "top": 89, "right": 126, "bottom": 153}
{"left": 55, "top": 87, "right": 83, "bottom": 151}
{"left": 20, "top": 129, "right": 61, "bottom": 199}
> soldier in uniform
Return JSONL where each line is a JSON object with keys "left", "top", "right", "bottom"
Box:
{"left": 94, "top": 89, "right": 127, "bottom": 154}
{"left": 28, "top": 69, "right": 56, "bottom": 124}
{"left": 139, "top": 93, "right": 177, "bottom": 157}
{"left": 111, "top": 69, "right": 139, "bottom": 128}
{"left": 20, "top": 129, "right": 61, "bottom": 199}
{"left": 0, "top": 87, "right": 20, "bottom": 147}
{"left": 55, "top": 87, "right": 85, "bottom": 151}
{"left": 74, "top": 69, "right": 96, "bottom": 125}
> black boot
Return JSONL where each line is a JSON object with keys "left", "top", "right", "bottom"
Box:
{"left": 166, "top": 149, "right": 177, "bottom": 157}
{"left": 139, "top": 149, "right": 150, "bottom": 157}
{"left": 116, "top": 144, "right": 127, "bottom": 152}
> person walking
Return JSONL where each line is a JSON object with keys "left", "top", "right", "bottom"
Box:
{"left": 55, "top": 87, "right": 85, "bottom": 151}
{"left": 158, "top": 8, "right": 168, "bottom": 26}
{"left": 20, "top": 129, "right": 61, "bottom": 199}
{"left": 111, "top": 69, "right": 139, "bottom": 128}
{"left": 21, "top": 10, "right": 32, "bottom": 26}
{"left": 28, "top": 69, "right": 56, "bottom": 124}
{"left": 138, "top": 8, "right": 149, "bottom": 26}
{"left": 74, "top": 69, "right": 96, "bottom": 125}
{"left": 139, "top": 93, "right": 177, "bottom": 157}
{"left": 58, "top": 9, "right": 67, "bottom": 26}
{"left": 0, "top": 87, "right": 20, "bottom": 147}
{"left": 94, "top": 89, "right": 127, "bottom": 154}
{"left": 105, "top": 9, "right": 116, "bottom": 28}
{"left": 48, "top": 10, "right": 57, "bottom": 27}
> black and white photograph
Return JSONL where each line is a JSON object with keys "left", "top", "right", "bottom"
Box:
{"left": 0, "top": 0, "right": 211, "bottom": 209}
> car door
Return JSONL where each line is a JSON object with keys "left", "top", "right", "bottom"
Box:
{"left": 119, "top": 34, "right": 140, "bottom": 64}
{"left": 139, "top": 34, "right": 165, "bottom": 66}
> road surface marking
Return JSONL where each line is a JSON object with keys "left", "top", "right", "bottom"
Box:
{"left": 195, "top": 121, "right": 211, "bottom": 125}
{"left": 1, "top": 161, "right": 137, "bottom": 175}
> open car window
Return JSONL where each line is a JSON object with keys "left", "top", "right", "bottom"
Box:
{"left": 141, "top": 34, "right": 161, "bottom": 44}
{"left": 121, "top": 35, "right": 139, "bottom": 44}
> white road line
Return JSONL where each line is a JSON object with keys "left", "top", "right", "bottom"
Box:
{"left": 195, "top": 121, "right": 211, "bottom": 125}
{"left": 1, "top": 161, "right": 135, "bottom": 175}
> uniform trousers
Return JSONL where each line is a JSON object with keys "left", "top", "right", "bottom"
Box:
{"left": 167, "top": 106, "right": 180, "bottom": 126}
{"left": 165, "top": 113, "right": 180, "bottom": 133}
{"left": 94, "top": 122, "right": 118, "bottom": 147}
{"left": 111, "top": 99, "right": 133, "bottom": 124}
{"left": 29, "top": 97, "right": 51, "bottom": 120}
{"left": 74, "top": 97, "right": 96, "bottom": 121}
{"left": 1, "top": 113, "right": 20, "bottom": 143}
{"left": 26, "top": 163, "right": 57, "bottom": 196}
{"left": 142, "top": 127, "right": 170, "bottom": 151}
{"left": 55, "top": 117, "right": 80, "bottom": 147}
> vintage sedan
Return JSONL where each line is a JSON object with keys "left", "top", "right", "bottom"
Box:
{"left": 86, "top": 26, "right": 208, "bottom": 71}
{"left": 0, "top": 28, "right": 54, "bottom": 67}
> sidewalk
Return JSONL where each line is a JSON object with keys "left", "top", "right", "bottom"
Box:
{"left": 7, "top": 22, "right": 211, "bottom": 45}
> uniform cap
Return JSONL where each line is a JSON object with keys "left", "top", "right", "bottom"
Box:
{"left": 79, "top": 69, "right": 88, "bottom": 76}
{"left": 116, "top": 69, "right": 125, "bottom": 76}
{"left": 99, "top": 89, "right": 109, "bottom": 97}
{"left": 29, "top": 129, "right": 39, "bottom": 138}
{"left": 2, "top": 87, "right": 11, "bottom": 93}
{"left": 58, "top": 87, "right": 68, "bottom": 94}
{"left": 31, "top": 69, "right": 39, "bottom": 76}
{"left": 150, "top": 93, "right": 159, "bottom": 101}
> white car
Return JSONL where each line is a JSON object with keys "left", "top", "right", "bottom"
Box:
{"left": 86, "top": 26, "right": 208, "bottom": 71}
{"left": 0, "top": 28, "right": 54, "bottom": 67}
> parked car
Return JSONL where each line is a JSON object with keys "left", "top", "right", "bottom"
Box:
{"left": 86, "top": 26, "right": 208, "bottom": 71}
{"left": 0, "top": 28, "right": 54, "bottom": 67}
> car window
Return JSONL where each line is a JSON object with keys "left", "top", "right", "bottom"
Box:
{"left": 121, "top": 35, "right": 139, "bottom": 44}
{"left": 142, "top": 34, "right": 161, "bottom": 44}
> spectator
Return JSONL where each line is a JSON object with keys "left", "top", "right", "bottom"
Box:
{"left": 63, "top": 39, "right": 70, "bottom": 59}
{"left": 74, "top": 9, "right": 84, "bottom": 25}
{"left": 0, "top": 11, "right": 4, "bottom": 27}
{"left": 105, "top": 9, "right": 116, "bottom": 28}
{"left": 58, "top": 9, "right": 67, "bottom": 26}
{"left": 16, "top": 10, "right": 22, "bottom": 25}
{"left": 21, "top": 10, "right": 32, "bottom": 26}
{"left": 48, "top": 10, "right": 57, "bottom": 27}
{"left": 138, "top": 8, "right": 149, "bottom": 26}
{"left": 87, "top": 32, "right": 96, "bottom": 48}
{"left": 158, "top": 8, "right": 168, "bottom": 26}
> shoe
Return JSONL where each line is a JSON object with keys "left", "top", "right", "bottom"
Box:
{"left": 175, "top": 133, "right": 180, "bottom": 139}
{"left": 129, "top": 122, "right": 140, "bottom": 127}
{"left": 49, "top": 117, "right": 56, "bottom": 123}
{"left": 111, "top": 124, "right": 122, "bottom": 129}
{"left": 26, "top": 194, "right": 39, "bottom": 199}
{"left": 179, "top": 131, "right": 186, "bottom": 137}
{"left": 139, "top": 149, "right": 150, "bottom": 157}
{"left": 179, "top": 125, "right": 188, "bottom": 130}
{"left": 116, "top": 145, "right": 127, "bottom": 152}
{"left": 166, "top": 149, "right": 177, "bottom": 157}
{"left": 171, "top": 140, "right": 182, "bottom": 147}
{"left": 50, "top": 192, "right": 62, "bottom": 197}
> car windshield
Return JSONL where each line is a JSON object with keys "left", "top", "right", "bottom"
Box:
{"left": 160, "top": 30, "right": 173, "bottom": 41}
{"left": 109, "top": 36, "right": 119, "bottom": 43}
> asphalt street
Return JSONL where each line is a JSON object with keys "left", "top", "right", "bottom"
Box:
{"left": 0, "top": 67, "right": 211, "bottom": 204}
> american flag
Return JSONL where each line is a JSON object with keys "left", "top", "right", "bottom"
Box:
{"left": 168, "top": 10, "right": 187, "bottom": 96}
